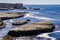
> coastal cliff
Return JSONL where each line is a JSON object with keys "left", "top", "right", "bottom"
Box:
{"left": 0, "top": 3, "right": 23, "bottom": 9}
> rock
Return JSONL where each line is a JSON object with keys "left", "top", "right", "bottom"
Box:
{"left": 32, "top": 21, "right": 54, "bottom": 25}
{"left": 0, "top": 21, "right": 7, "bottom": 29}
{"left": 20, "top": 7, "right": 27, "bottom": 10}
{"left": 2, "top": 35, "right": 16, "bottom": 40}
{"left": 7, "top": 21, "right": 55, "bottom": 37}
{"left": 12, "top": 19, "right": 30, "bottom": 26}
{"left": 13, "top": 3, "right": 23, "bottom": 9}
{"left": 0, "top": 12, "right": 25, "bottom": 21}
{"left": 0, "top": 8, "right": 14, "bottom": 10}
{"left": 29, "top": 7, "right": 40, "bottom": 10}
{"left": 32, "top": 8, "right": 40, "bottom": 10}
{"left": 22, "top": 7, "right": 27, "bottom": 9}
{"left": 0, "top": 3, "right": 23, "bottom": 10}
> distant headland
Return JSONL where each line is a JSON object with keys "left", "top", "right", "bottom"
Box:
{"left": 0, "top": 3, "right": 23, "bottom": 10}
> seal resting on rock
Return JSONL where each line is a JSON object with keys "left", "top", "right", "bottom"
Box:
{"left": 7, "top": 21, "right": 55, "bottom": 37}
{"left": 12, "top": 19, "right": 30, "bottom": 25}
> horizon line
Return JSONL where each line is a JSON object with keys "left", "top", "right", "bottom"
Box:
{"left": 0, "top": 2, "right": 60, "bottom": 5}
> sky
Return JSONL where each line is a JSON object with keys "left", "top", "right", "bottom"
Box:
{"left": 0, "top": 0, "right": 60, "bottom": 5}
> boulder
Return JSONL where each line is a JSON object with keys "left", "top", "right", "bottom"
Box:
{"left": 7, "top": 21, "right": 55, "bottom": 37}
{"left": 0, "top": 21, "right": 7, "bottom": 29}
{"left": 32, "top": 8, "right": 40, "bottom": 10}
{"left": 29, "top": 7, "right": 40, "bottom": 10}
{"left": 12, "top": 19, "right": 30, "bottom": 25}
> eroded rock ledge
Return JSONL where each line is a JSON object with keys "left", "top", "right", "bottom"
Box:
{"left": 8, "top": 21, "right": 55, "bottom": 37}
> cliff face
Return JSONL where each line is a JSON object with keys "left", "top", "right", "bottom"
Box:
{"left": 13, "top": 3, "right": 23, "bottom": 9}
{"left": 0, "top": 3, "right": 23, "bottom": 9}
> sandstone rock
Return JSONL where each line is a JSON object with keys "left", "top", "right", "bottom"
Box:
{"left": 8, "top": 21, "right": 55, "bottom": 37}
{"left": 32, "top": 21, "right": 54, "bottom": 25}
{"left": 12, "top": 19, "right": 30, "bottom": 25}
{"left": 2, "top": 35, "right": 16, "bottom": 40}
{"left": 0, "top": 12, "right": 25, "bottom": 21}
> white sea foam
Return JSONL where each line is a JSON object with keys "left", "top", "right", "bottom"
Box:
{"left": 24, "top": 13, "right": 55, "bottom": 20}
{"left": 24, "top": 12, "right": 60, "bottom": 22}
{"left": 37, "top": 33, "right": 56, "bottom": 40}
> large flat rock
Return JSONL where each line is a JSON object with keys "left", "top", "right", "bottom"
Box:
{"left": 0, "top": 12, "right": 25, "bottom": 20}
{"left": 8, "top": 21, "right": 55, "bottom": 37}
{"left": 0, "top": 12, "right": 24, "bottom": 18}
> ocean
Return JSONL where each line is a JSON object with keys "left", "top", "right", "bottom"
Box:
{"left": 0, "top": 5, "right": 60, "bottom": 40}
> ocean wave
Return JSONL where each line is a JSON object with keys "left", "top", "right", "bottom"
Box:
{"left": 24, "top": 13, "right": 55, "bottom": 21}
{"left": 37, "top": 33, "right": 56, "bottom": 40}
{"left": 24, "top": 12, "right": 60, "bottom": 22}
{"left": 48, "top": 31, "right": 60, "bottom": 40}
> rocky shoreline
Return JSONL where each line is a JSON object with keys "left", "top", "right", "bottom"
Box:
{"left": 2, "top": 21, "right": 55, "bottom": 40}
{"left": 0, "top": 10, "right": 55, "bottom": 40}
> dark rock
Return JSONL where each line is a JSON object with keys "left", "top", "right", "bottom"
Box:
{"left": 13, "top": 3, "right": 23, "bottom": 9}
{"left": 8, "top": 21, "right": 55, "bottom": 37}
{"left": 22, "top": 7, "right": 27, "bottom": 9}
{"left": 12, "top": 19, "right": 30, "bottom": 25}
{"left": 0, "top": 3, "right": 23, "bottom": 10}
{"left": 0, "top": 21, "right": 7, "bottom": 29}
{"left": 19, "top": 7, "right": 27, "bottom": 10}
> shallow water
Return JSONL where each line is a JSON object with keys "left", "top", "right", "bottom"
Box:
{"left": 0, "top": 5, "right": 60, "bottom": 40}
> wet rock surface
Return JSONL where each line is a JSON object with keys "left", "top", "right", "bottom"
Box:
{"left": 8, "top": 21, "right": 55, "bottom": 37}
{"left": 12, "top": 19, "right": 30, "bottom": 26}
{"left": 2, "top": 35, "right": 16, "bottom": 40}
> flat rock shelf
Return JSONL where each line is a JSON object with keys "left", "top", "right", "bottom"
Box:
{"left": 8, "top": 21, "right": 55, "bottom": 37}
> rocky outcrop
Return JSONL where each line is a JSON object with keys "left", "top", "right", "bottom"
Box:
{"left": 12, "top": 19, "right": 30, "bottom": 25}
{"left": 21, "top": 7, "right": 27, "bottom": 9}
{"left": 7, "top": 21, "right": 55, "bottom": 37}
{"left": 0, "top": 12, "right": 25, "bottom": 21}
{"left": 32, "top": 8, "right": 40, "bottom": 10}
{"left": 0, "top": 3, "right": 23, "bottom": 10}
